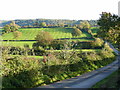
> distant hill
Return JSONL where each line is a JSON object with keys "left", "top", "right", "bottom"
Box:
{"left": 0, "top": 19, "right": 98, "bottom": 27}
{"left": 0, "top": 20, "right": 11, "bottom": 28}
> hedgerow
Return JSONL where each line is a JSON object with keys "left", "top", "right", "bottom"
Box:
{"left": 1, "top": 49, "right": 116, "bottom": 88}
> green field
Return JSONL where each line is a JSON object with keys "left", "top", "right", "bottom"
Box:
{"left": 91, "top": 27, "right": 99, "bottom": 35}
{"left": 2, "top": 41, "right": 35, "bottom": 48}
{"left": 1, "top": 27, "right": 94, "bottom": 48}
{"left": 11, "top": 55, "right": 43, "bottom": 59}
{"left": 2, "top": 27, "right": 92, "bottom": 40}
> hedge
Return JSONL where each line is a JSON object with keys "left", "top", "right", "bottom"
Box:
{"left": 1, "top": 51, "right": 116, "bottom": 88}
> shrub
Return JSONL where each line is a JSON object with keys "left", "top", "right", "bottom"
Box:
{"left": 99, "top": 49, "right": 114, "bottom": 58}
{"left": 88, "top": 29, "right": 92, "bottom": 34}
{"left": 35, "top": 31, "right": 53, "bottom": 47}
{"left": 72, "top": 28, "right": 82, "bottom": 37}
{"left": 103, "top": 42, "right": 113, "bottom": 52}
{"left": 79, "top": 21, "right": 91, "bottom": 31}
{"left": 3, "top": 21, "right": 20, "bottom": 33}
{"left": 50, "top": 40, "right": 67, "bottom": 50}
{"left": 32, "top": 42, "right": 46, "bottom": 56}
{"left": 83, "top": 51, "right": 102, "bottom": 61}
{"left": 1, "top": 48, "right": 116, "bottom": 88}
{"left": 2, "top": 56, "right": 43, "bottom": 88}
{"left": 39, "top": 22, "right": 47, "bottom": 27}
{"left": 91, "top": 38, "right": 104, "bottom": 48}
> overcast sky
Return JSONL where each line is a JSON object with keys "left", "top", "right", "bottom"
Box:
{"left": 0, "top": 0, "right": 119, "bottom": 20}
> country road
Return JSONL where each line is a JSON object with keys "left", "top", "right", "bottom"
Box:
{"left": 30, "top": 43, "right": 119, "bottom": 89}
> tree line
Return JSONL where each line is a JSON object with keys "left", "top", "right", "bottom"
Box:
{"left": 1, "top": 19, "right": 97, "bottom": 28}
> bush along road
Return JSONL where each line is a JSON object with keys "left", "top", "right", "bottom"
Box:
{"left": 32, "top": 42, "right": 120, "bottom": 88}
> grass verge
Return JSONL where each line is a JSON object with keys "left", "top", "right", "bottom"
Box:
{"left": 92, "top": 68, "right": 120, "bottom": 88}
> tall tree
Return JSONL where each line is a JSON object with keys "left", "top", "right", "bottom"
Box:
{"left": 35, "top": 31, "right": 53, "bottom": 47}
{"left": 72, "top": 28, "right": 82, "bottom": 37}
{"left": 97, "top": 12, "right": 120, "bottom": 50}
{"left": 79, "top": 21, "right": 91, "bottom": 30}
{"left": 3, "top": 21, "right": 20, "bottom": 33}
{"left": 3, "top": 25, "right": 11, "bottom": 33}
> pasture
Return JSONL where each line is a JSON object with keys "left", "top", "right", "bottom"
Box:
{"left": 2, "top": 27, "right": 92, "bottom": 40}
{"left": 11, "top": 55, "right": 43, "bottom": 59}
{"left": 1, "top": 27, "right": 94, "bottom": 48}
{"left": 2, "top": 41, "right": 35, "bottom": 48}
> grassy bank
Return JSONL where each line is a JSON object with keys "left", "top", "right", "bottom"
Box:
{"left": 92, "top": 68, "right": 120, "bottom": 88}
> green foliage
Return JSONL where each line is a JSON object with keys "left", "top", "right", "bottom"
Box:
{"left": 39, "top": 22, "right": 47, "bottom": 27}
{"left": 98, "top": 43, "right": 114, "bottom": 58}
{"left": 35, "top": 31, "right": 53, "bottom": 46}
{"left": 72, "top": 28, "right": 82, "bottom": 37}
{"left": 103, "top": 43, "right": 113, "bottom": 52}
{"left": 1, "top": 46, "right": 33, "bottom": 56}
{"left": 32, "top": 42, "right": 46, "bottom": 55}
{"left": 1, "top": 53, "right": 43, "bottom": 88}
{"left": 84, "top": 51, "right": 102, "bottom": 61}
{"left": 3, "top": 25, "right": 11, "bottom": 33}
{"left": 88, "top": 29, "right": 92, "bottom": 34}
{"left": 50, "top": 40, "right": 67, "bottom": 50}
{"left": 79, "top": 21, "right": 91, "bottom": 30}
{"left": 1, "top": 48, "right": 116, "bottom": 88}
{"left": 91, "top": 38, "right": 104, "bottom": 48}
{"left": 3, "top": 21, "right": 20, "bottom": 33}
{"left": 97, "top": 12, "right": 120, "bottom": 50}
{"left": 99, "top": 49, "right": 114, "bottom": 59}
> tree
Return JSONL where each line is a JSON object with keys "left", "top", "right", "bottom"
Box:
{"left": 13, "top": 31, "right": 22, "bottom": 39}
{"left": 35, "top": 31, "right": 53, "bottom": 47}
{"left": 79, "top": 21, "right": 91, "bottom": 30}
{"left": 91, "top": 38, "right": 104, "bottom": 48}
{"left": 97, "top": 12, "right": 120, "bottom": 50}
{"left": 72, "top": 28, "right": 82, "bottom": 37}
{"left": 39, "top": 22, "right": 47, "bottom": 27}
{"left": 3, "top": 21, "right": 20, "bottom": 33}
{"left": 3, "top": 25, "right": 11, "bottom": 33}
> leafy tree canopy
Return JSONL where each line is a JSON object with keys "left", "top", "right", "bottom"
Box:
{"left": 78, "top": 21, "right": 91, "bottom": 30}
{"left": 39, "top": 22, "right": 47, "bottom": 27}
{"left": 35, "top": 31, "right": 53, "bottom": 46}
{"left": 97, "top": 12, "right": 120, "bottom": 50}
{"left": 72, "top": 28, "right": 82, "bottom": 37}
{"left": 3, "top": 21, "right": 20, "bottom": 33}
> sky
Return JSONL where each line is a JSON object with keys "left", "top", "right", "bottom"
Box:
{"left": 0, "top": 0, "right": 119, "bottom": 20}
